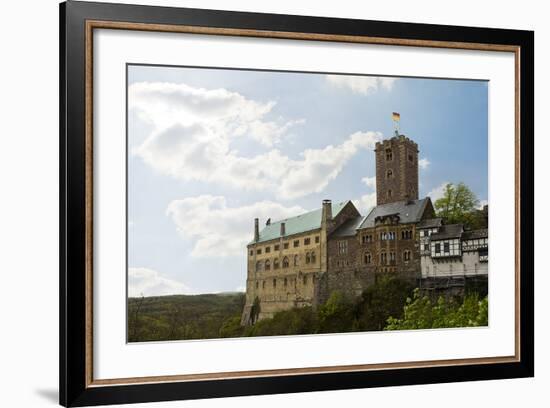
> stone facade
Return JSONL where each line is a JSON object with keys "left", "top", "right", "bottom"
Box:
{"left": 375, "top": 135, "right": 419, "bottom": 206}
{"left": 241, "top": 132, "right": 487, "bottom": 325}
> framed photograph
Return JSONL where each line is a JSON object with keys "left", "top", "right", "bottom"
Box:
{"left": 60, "top": 1, "right": 534, "bottom": 406}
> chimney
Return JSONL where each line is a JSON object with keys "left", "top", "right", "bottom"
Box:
{"left": 280, "top": 222, "right": 286, "bottom": 237}
{"left": 321, "top": 199, "right": 333, "bottom": 225}
{"left": 266, "top": 218, "right": 271, "bottom": 226}
{"left": 254, "top": 218, "right": 259, "bottom": 242}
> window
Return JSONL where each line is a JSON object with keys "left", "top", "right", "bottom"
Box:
{"left": 274, "top": 244, "right": 280, "bottom": 251}
{"left": 303, "top": 276, "right": 308, "bottom": 285}
{"left": 401, "top": 230, "right": 412, "bottom": 240}
{"left": 282, "top": 257, "right": 289, "bottom": 268}
{"left": 387, "top": 189, "right": 392, "bottom": 198}
{"left": 435, "top": 243, "right": 441, "bottom": 254}
{"left": 256, "top": 281, "right": 259, "bottom": 289}
{"left": 265, "top": 246, "right": 271, "bottom": 253}
{"left": 294, "top": 255, "right": 299, "bottom": 266}
{"left": 315, "top": 236, "right": 320, "bottom": 244}
{"left": 256, "top": 248, "right": 262, "bottom": 255}
{"left": 420, "top": 230, "right": 424, "bottom": 237}
{"left": 262, "top": 281, "right": 266, "bottom": 289}
{"left": 408, "top": 153, "right": 413, "bottom": 162}
{"left": 304, "top": 237, "right": 311, "bottom": 245}
{"left": 423, "top": 244, "right": 429, "bottom": 251}
{"left": 265, "top": 260, "right": 271, "bottom": 270}
{"left": 283, "top": 242, "right": 289, "bottom": 249}
{"left": 256, "top": 261, "right": 262, "bottom": 272}
{"left": 293, "top": 240, "right": 299, "bottom": 248}
{"left": 273, "top": 279, "right": 277, "bottom": 288}
{"left": 444, "top": 242, "right": 450, "bottom": 253}
{"left": 364, "top": 252, "right": 371, "bottom": 264}
{"left": 390, "top": 252, "right": 396, "bottom": 262}
{"left": 284, "top": 278, "right": 288, "bottom": 287}
{"left": 386, "top": 148, "right": 393, "bottom": 161}
{"left": 338, "top": 240, "right": 348, "bottom": 255}
{"left": 380, "top": 252, "right": 387, "bottom": 264}
{"left": 386, "top": 169, "right": 393, "bottom": 179}
{"left": 306, "top": 253, "right": 311, "bottom": 264}
{"left": 403, "top": 250, "right": 411, "bottom": 261}
{"left": 274, "top": 258, "right": 280, "bottom": 269}
{"left": 311, "top": 251, "right": 316, "bottom": 263}
{"left": 250, "top": 250, "right": 253, "bottom": 256}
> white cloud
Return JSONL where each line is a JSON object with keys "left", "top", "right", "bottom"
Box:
{"left": 353, "top": 192, "right": 377, "bottom": 215}
{"left": 131, "top": 81, "right": 381, "bottom": 200}
{"left": 166, "top": 195, "right": 307, "bottom": 258}
{"left": 419, "top": 158, "right": 430, "bottom": 170}
{"left": 361, "top": 176, "right": 376, "bottom": 189}
{"left": 427, "top": 182, "right": 450, "bottom": 202}
{"left": 326, "top": 75, "right": 397, "bottom": 95}
{"left": 129, "top": 81, "right": 303, "bottom": 148}
{"left": 128, "top": 267, "right": 192, "bottom": 297}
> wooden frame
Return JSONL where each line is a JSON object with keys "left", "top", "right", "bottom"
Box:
{"left": 60, "top": 1, "right": 534, "bottom": 406}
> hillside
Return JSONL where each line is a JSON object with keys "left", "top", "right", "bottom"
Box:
{"left": 128, "top": 292, "right": 245, "bottom": 342}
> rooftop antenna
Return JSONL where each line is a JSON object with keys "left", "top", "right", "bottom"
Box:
{"left": 392, "top": 112, "right": 400, "bottom": 136}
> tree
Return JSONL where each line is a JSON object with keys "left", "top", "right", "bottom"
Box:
{"left": 385, "top": 289, "right": 488, "bottom": 330}
{"left": 354, "top": 277, "right": 414, "bottom": 331}
{"left": 433, "top": 182, "right": 480, "bottom": 227}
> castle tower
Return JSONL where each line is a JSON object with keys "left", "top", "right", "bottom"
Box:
{"left": 375, "top": 134, "right": 419, "bottom": 205}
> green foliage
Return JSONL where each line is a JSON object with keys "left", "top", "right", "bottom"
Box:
{"left": 434, "top": 182, "right": 482, "bottom": 227}
{"left": 317, "top": 291, "right": 355, "bottom": 333}
{"left": 354, "top": 277, "right": 414, "bottom": 331}
{"left": 244, "top": 306, "right": 318, "bottom": 337}
{"left": 385, "top": 289, "right": 488, "bottom": 330}
{"left": 127, "top": 292, "right": 245, "bottom": 342}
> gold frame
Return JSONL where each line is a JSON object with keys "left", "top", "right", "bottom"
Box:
{"left": 84, "top": 20, "right": 521, "bottom": 388}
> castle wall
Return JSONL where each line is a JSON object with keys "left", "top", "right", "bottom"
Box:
{"left": 242, "top": 230, "right": 324, "bottom": 323}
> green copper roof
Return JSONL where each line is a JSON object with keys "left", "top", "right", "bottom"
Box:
{"left": 251, "top": 201, "right": 350, "bottom": 245}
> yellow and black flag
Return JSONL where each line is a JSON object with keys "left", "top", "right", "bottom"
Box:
{"left": 392, "top": 112, "right": 400, "bottom": 122}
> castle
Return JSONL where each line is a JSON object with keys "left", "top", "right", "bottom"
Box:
{"left": 241, "top": 131, "right": 488, "bottom": 325}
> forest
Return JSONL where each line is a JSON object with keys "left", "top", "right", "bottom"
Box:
{"left": 128, "top": 277, "right": 488, "bottom": 343}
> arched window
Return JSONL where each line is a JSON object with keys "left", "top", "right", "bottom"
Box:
{"left": 403, "top": 250, "right": 411, "bottom": 261}
{"left": 305, "top": 252, "right": 311, "bottom": 264}
{"left": 282, "top": 257, "right": 289, "bottom": 268}
{"left": 364, "top": 252, "right": 371, "bottom": 264}
{"left": 274, "top": 258, "right": 280, "bottom": 269}
{"left": 386, "top": 148, "right": 393, "bottom": 161}
{"left": 265, "top": 259, "right": 271, "bottom": 271}
{"left": 294, "top": 254, "right": 299, "bottom": 266}
{"left": 386, "top": 169, "right": 393, "bottom": 179}
{"left": 256, "top": 261, "right": 262, "bottom": 272}
{"left": 311, "top": 251, "right": 316, "bottom": 263}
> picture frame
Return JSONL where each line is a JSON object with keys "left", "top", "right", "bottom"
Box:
{"left": 59, "top": 1, "right": 534, "bottom": 406}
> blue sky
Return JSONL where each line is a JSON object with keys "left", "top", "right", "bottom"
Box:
{"left": 127, "top": 64, "right": 488, "bottom": 297}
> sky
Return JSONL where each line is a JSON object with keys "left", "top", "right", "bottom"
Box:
{"left": 127, "top": 64, "right": 488, "bottom": 297}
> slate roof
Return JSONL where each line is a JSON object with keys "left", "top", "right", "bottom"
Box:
{"left": 331, "top": 216, "right": 366, "bottom": 238}
{"left": 358, "top": 198, "right": 432, "bottom": 229}
{"left": 418, "top": 217, "right": 443, "bottom": 229}
{"left": 251, "top": 201, "right": 350, "bottom": 244}
{"left": 430, "top": 224, "right": 464, "bottom": 241}
{"left": 462, "top": 229, "right": 488, "bottom": 240}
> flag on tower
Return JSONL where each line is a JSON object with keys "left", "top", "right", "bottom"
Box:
{"left": 392, "top": 112, "right": 400, "bottom": 121}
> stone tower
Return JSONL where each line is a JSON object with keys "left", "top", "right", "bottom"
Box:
{"left": 375, "top": 134, "right": 419, "bottom": 205}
